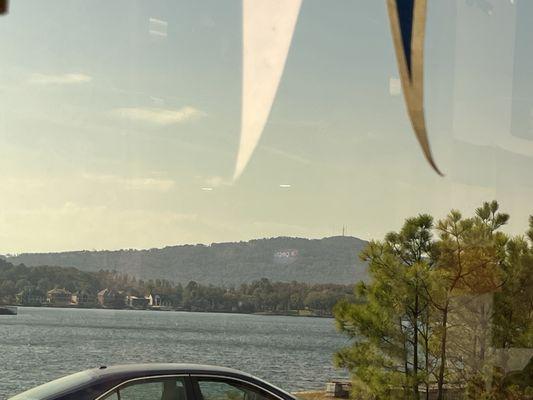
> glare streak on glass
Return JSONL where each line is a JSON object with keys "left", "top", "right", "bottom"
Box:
{"left": 234, "top": 0, "right": 302, "bottom": 180}
{"left": 149, "top": 17, "right": 168, "bottom": 37}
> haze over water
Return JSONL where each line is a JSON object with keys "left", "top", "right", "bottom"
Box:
{"left": 0, "top": 307, "right": 348, "bottom": 398}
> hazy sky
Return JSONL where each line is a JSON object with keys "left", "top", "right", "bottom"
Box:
{"left": 0, "top": 0, "right": 532, "bottom": 253}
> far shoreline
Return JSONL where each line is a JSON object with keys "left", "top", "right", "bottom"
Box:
{"left": 6, "top": 304, "right": 335, "bottom": 319}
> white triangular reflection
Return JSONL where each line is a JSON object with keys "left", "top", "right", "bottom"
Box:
{"left": 233, "top": 0, "right": 302, "bottom": 180}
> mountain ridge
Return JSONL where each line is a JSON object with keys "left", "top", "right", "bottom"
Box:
{"left": 6, "top": 236, "right": 369, "bottom": 285}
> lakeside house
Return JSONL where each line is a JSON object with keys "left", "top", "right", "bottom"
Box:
{"left": 12, "top": 286, "right": 172, "bottom": 311}
{"left": 71, "top": 290, "right": 96, "bottom": 307}
{"left": 97, "top": 288, "right": 125, "bottom": 308}
{"left": 126, "top": 295, "right": 149, "bottom": 309}
{"left": 10, "top": 286, "right": 180, "bottom": 312}
{"left": 147, "top": 292, "right": 173, "bottom": 308}
{"left": 47, "top": 288, "right": 72, "bottom": 305}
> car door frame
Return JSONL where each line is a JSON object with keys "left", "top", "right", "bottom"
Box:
{"left": 189, "top": 374, "right": 289, "bottom": 400}
{"left": 94, "top": 374, "right": 194, "bottom": 400}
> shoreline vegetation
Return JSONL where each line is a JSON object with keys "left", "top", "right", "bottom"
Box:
{"left": 0, "top": 258, "right": 358, "bottom": 317}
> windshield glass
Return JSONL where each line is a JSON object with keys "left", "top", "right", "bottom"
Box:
{"left": 0, "top": 1, "right": 531, "bottom": 399}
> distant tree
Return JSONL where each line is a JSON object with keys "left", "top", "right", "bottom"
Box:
{"left": 0, "top": 279, "right": 16, "bottom": 301}
{"left": 37, "top": 278, "right": 52, "bottom": 292}
{"left": 15, "top": 278, "right": 32, "bottom": 291}
{"left": 173, "top": 283, "right": 183, "bottom": 305}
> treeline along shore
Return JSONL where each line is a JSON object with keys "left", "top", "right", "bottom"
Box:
{"left": 0, "top": 259, "right": 358, "bottom": 316}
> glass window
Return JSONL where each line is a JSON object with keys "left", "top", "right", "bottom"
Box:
{"left": 197, "top": 379, "right": 274, "bottom": 400}
{"left": 103, "top": 378, "right": 186, "bottom": 400}
{"left": 1, "top": 1, "right": 532, "bottom": 400}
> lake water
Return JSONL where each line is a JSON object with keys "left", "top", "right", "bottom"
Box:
{"left": 0, "top": 307, "right": 349, "bottom": 399}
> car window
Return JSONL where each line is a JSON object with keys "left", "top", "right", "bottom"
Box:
{"left": 196, "top": 379, "right": 275, "bottom": 400}
{"left": 102, "top": 378, "right": 186, "bottom": 400}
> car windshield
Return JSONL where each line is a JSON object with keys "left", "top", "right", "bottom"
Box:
{"left": 0, "top": 1, "right": 532, "bottom": 399}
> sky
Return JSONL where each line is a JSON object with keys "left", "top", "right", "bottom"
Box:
{"left": 0, "top": 0, "right": 532, "bottom": 253}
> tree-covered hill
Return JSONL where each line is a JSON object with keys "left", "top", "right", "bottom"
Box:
{"left": 0, "top": 259, "right": 101, "bottom": 295}
{"left": 6, "top": 236, "right": 368, "bottom": 285}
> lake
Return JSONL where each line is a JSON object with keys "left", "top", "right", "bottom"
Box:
{"left": 0, "top": 307, "right": 349, "bottom": 399}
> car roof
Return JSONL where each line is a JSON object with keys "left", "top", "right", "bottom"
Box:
{"left": 8, "top": 364, "right": 262, "bottom": 400}
{"left": 89, "top": 363, "right": 255, "bottom": 380}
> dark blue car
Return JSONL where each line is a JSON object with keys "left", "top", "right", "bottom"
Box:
{"left": 9, "top": 364, "right": 298, "bottom": 400}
